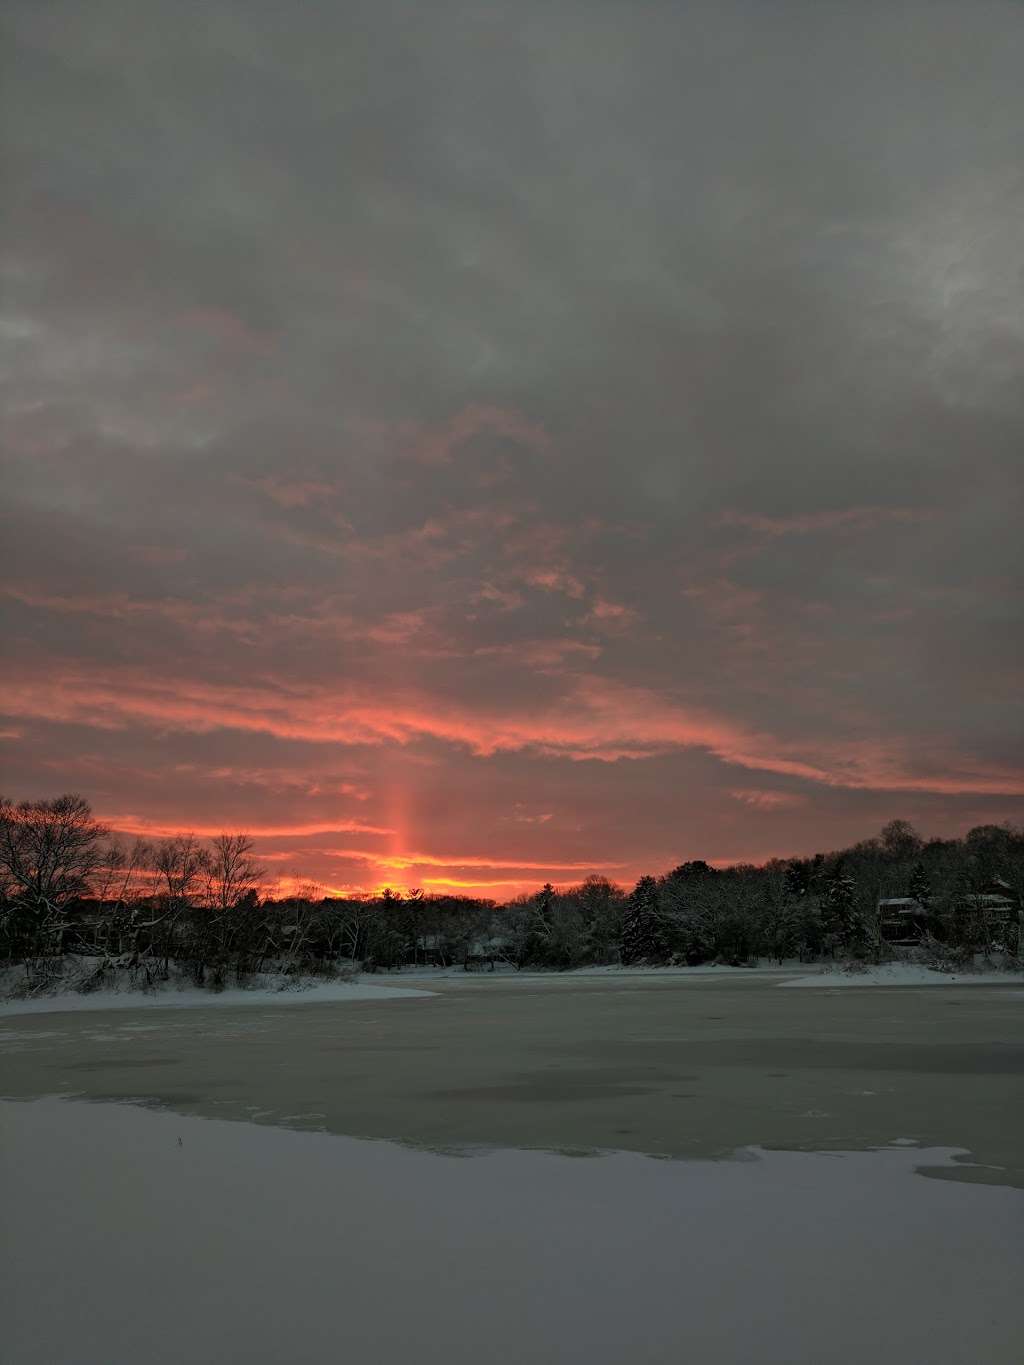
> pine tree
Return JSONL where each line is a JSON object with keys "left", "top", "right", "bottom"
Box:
{"left": 537, "top": 883, "right": 555, "bottom": 926}
{"left": 518, "top": 884, "right": 555, "bottom": 966}
{"left": 821, "top": 863, "right": 861, "bottom": 952}
{"left": 620, "top": 876, "right": 668, "bottom": 964}
{"left": 908, "top": 862, "right": 931, "bottom": 909}
{"left": 784, "top": 860, "right": 810, "bottom": 899}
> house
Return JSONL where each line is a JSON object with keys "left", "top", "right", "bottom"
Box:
{"left": 879, "top": 876, "right": 1019, "bottom": 944}
{"left": 877, "top": 897, "right": 929, "bottom": 944}
{"left": 406, "top": 932, "right": 449, "bottom": 966}
{"left": 954, "top": 892, "right": 1017, "bottom": 924}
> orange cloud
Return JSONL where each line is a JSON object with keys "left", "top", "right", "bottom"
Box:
{"left": 100, "top": 815, "right": 394, "bottom": 839}
{"left": 317, "top": 849, "right": 624, "bottom": 872}
{"left": 419, "top": 876, "right": 569, "bottom": 890}
{"left": 5, "top": 665, "right": 1023, "bottom": 798}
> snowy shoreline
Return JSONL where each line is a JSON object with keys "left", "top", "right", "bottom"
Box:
{"left": 2, "top": 958, "right": 1020, "bottom": 1016}
{"left": 0, "top": 977, "right": 435, "bottom": 1017}
{"left": 777, "top": 962, "right": 1024, "bottom": 988}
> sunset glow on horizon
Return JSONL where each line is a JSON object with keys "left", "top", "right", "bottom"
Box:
{"left": 2, "top": 1, "right": 1022, "bottom": 900}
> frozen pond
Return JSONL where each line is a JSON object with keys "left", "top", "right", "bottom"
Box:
{"left": 2, "top": 972, "right": 1022, "bottom": 1361}
{"left": 2, "top": 1096, "right": 1022, "bottom": 1365}
{"left": 1, "top": 972, "right": 1021, "bottom": 1184}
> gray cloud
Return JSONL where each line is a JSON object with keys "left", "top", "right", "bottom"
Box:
{"left": 2, "top": 1, "right": 1022, "bottom": 890}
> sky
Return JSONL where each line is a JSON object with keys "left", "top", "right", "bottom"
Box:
{"left": 2, "top": 0, "right": 1023, "bottom": 898}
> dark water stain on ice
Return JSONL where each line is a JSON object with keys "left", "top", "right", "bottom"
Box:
{"left": 430, "top": 1081, "right": 655, "bottom": 1103}
{"left": 67, "top": 1056, "right": 180, "bottom": 1070}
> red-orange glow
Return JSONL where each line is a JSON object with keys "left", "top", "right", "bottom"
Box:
{"left": 7, "top": 665, "right": 1024, "bottom": 796}
{"left": 419, "top": 876, "right": 574, "bottom": 890}
{"left": 100, "top": 815, "right": 393, "bottom": 839}
{"left": 340, "top": 851, "right": 625, "bottom": 872}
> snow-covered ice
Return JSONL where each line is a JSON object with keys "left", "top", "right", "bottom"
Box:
{"left": 0, "top": 977, "right": 435, "bottom": 1017}
{"left": 1, "top": 1097, "right": 1021, "bottom": 1365}
{"left": 777, "top": 963, "right": 1022, "bottom": 988}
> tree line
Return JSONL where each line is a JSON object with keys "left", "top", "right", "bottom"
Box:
{"left": 1, "top": 794, "right": 1021, "bottom": 995}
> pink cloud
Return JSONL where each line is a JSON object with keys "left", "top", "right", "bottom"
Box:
{"left": 473, "top": 583, "right": 525, "bottom": 612}
{"left": 729, "top": 789, "right": 807, "bottom": 810}
{"left": 472, "top": 639, "right": 602, "bottom": 670}
{"left": 524, "top": 568, "right": 587, "bottom": 598}
{"left": 585, "top": 597, "right": 637, "bottom": 632}
{"left": 5, "top": 664, "right": 1023, "bottom": 798}
{"left": 503, "top": 808, "right": 554, "bottom": 824}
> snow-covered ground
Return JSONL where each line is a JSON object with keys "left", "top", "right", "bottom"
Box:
{"left": 396, "top": 961, "right": 812, "bottom": 983}
{"left": 399, "top": 960, "right": 1022, "bottom": 989}
{"left": 778, "top": 963, "right": 1023, "bottom": 988}
{"left": 5, "top": 957, "right": 1019, "bottom": 1014}
{"left": 0, "top": 960, "right": 819, "bottom": 1015}
{"left": 2, "top": 1097, "right": 1021, "bottom": 1365}
{"left": 0, "top": 977, "right": 435, "bottom": 1017}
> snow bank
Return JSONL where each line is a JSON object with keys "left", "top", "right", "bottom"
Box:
{"left": 778, "top": 962, "right": 1022, "bottom": 988}
{"left": 564, "top": 962, "right": 784, "bottom": 977}
{"left": 2, "top": 1097, "right": 1021, "bottom": 1365}
{"left": 0, "top": 977, "right": 434, "bottom": 1017}
{"left": 399, "top": 961, "right": 809, "bottom": 984}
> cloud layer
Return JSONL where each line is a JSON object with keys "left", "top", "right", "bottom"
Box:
{"left": 2, "top": 1, "right": 1022, "bottom": 894}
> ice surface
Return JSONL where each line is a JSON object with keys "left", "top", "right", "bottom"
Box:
{"left": 1, "top": 1097, "right": 1021, "bottom": 1365}
{"left": 0, "top": 978, "right": 435, "bottom": 1017}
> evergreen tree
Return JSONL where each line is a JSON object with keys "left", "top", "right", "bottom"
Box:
{"left": 908, "top": 862, "right": 931, "bottom": 909}
{"left": 367, "top": 887, "right": 409, "bottom": 969}
{"left": 821, "top": 863, "right": 862, "bottom": 953}
{"left": 517, "top": 884, "right": 555, "bottom": 966}
{"left": 760, "top": 875, "right": 799, "bottom": 964}
{"left": 620, "top": 876, "right": 668, "bottom": 964}
{"left": 784, "top": 860, "right": 810, "bottom": 899}
{"left": 537, "top": 883, "right": 555, "bottom": 925}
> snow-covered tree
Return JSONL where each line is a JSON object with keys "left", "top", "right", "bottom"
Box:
{"left": 821, "top": 864, "right": 862, "bottom": 952}
{"left": 908, "top": 862, "right": 931, "bottom": 909}
{"left": 621, "top": 875, "right": 668, "bottom": 964}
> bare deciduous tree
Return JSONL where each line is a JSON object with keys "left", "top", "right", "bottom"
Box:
{"left": 0, "top": 794, "right": 109, "bottom": 982}
{"left": 0, "top": 793, "right": 108, "bottom": 911}
{"left": 208, "top": 834, "right": 264, "bottom": 910}
{"left": 152, "top": 834, "right": 210, "bottom": 911}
